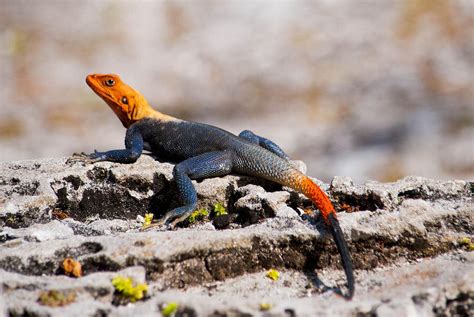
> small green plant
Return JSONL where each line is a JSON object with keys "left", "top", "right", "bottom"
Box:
{"left": 459, "top": 237, "right": 474, "bottom": 251}
{"left": 112, "top": 276, "right": 148, "bottom": 303}
{"left": 143, "top": 213, "right": 154, "bottom": 227}
{"left": 213, "top": 202, "right": 227, "bottom": 216}
{"left": 259, "top": 302, "right": 272, "bottom": 311}
{"left": 161, "top": 301, "right": 179, "bottom": 316}
{"left": 266, "top": 269, "right": 280, "bottom": 281}
{"left": 187, "top": 208, "right": 209, "bottom": 224}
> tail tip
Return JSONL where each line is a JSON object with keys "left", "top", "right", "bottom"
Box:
{"left": 327, "top": 213, "right": 355, "bottom": 300}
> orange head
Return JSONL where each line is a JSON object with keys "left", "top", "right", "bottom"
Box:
{"left": 86, "top": 74, "right": 154, "bottom": 128}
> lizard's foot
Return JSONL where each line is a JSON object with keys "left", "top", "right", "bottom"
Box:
{"left": 67, "top": 152, "right": 93, "bottom": 164}
{"left": 140, "top": 221, "right": 168, "bottom": 232}
{"left": 140, "top": 206, "right": 195, "bottom": 232}
{"left": 67, "top": 151, "right": 106, "bottom": 164}
{"left": 139, "top": 217, "right": 181, "bottom": 232}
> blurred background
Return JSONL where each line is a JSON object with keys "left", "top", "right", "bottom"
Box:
{"left": 0, "top": 0, "right": 473, "bottom": 182}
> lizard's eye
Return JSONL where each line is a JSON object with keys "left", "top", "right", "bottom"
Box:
{"left": 105, "top": 79, "right": 115, "bottom": 87}
{"left": 121, "top": 96, "right": 128, "bottom": 104}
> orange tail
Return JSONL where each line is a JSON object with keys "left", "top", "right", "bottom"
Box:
{"left": 292, "top": 173, "right": 355, "bottom": 299}
{"left": 297, "top": 176, "right": 338, "bottom": 224}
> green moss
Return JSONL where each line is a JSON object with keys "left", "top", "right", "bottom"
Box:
{"left": 266, "top": 269, "right": 280, "bottom": 281}
{"left": 143, "top": 213, "right": 154, "bottom": 227}
{"left": 38, "top": 290, "right": 76, "bottom": 307}
{"left": 213, "top": 202, "right": 227, "bottom": 216}
{"left": 161, "top": 301, "right": 179, "bottom": 316}
{"left": 187, "top": 208, "right": 209, "bottom": 224}
{"left": 459, "top": 237, "right": 474, "bottom": 251}
{"left": 112, "top": 276, "right": 148, "bottom": 303}
{"left": 259, "top": 302, "right": 272, "bottom": 311}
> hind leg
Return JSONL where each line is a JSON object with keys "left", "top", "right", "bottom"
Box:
{"left": 157, "top": 151, "right": 233, "bottom": 228}
{"left": 239, "top": 130, "right": 289, "bottom": 160}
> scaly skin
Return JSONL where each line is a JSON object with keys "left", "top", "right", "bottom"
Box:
{"left": 81, "top": 73, "right": 355, "bottom": 299}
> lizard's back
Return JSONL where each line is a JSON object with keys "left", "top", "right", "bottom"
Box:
{"left": 134, "top": 118, "right": 254, "bottom": 160}
{"left": 134, "top": 118, "right": 296, "bottom": 183}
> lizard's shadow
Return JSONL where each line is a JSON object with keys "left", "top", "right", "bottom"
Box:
{"left": 306, "top": 272, "right": 347, "bottom": 298}
{"left": 302, "top": 214, "right": 350, "bottom": 299}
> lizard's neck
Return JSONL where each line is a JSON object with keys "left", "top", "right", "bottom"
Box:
{"left": 146, "top": 108, "right": 178, "bottom": 122}
{"left": 124, "top": 100, "right": 179, "bottom": 127}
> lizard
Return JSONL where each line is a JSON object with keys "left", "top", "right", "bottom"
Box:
{"left": 79, "top": 73, "right": 355, "bottom": 299}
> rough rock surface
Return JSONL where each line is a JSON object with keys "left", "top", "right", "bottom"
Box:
{"left": 0, "top": 156, "right": 472, "bottom": 317}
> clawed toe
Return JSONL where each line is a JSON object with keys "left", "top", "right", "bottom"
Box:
{"left": 140, "top": 212, "right": 190, "bottom": 232}
{"left": 67, "top": 152, "right": 94, "bottom": 164}
{"left": 140, "top": 222, "right": 168, "bottom": 232}
{"left": 140, "top": 217, "right": 172, "bottom": 232}
{"left": 67, "top": 151, "right": 105, "bottom": 164}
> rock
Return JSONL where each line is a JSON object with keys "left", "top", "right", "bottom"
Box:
{"left": 0, "top": 157, "right": 472, "bottom": 316}
{"left": 1, "top": 220, "right": 74, "bottom": 242}
{"left": 289, "top": 160, "right": 307, "bottom": 174}
{"left": 330, "top": 175, "right": 471, "bottom": 212}
{"left": 213, "top": 214, "right": 231, "bottom": 229}
{"left": 273, "top": 205, "right": 300, "bottom": 219}
{"left": 22, "top": 220, "right": 74, "bottom": 242}
{"left": 233, "top": 184, "right": 294, "bottom": 225}
{"left": 62, "top": 218, "right": 136, "bottom": 236}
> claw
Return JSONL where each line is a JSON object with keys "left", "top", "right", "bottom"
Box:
{"left": 139, "top": 211, "right": 190, "bottom": 232}
{"left": 67, "top": 151, "right": 106, "bottom": 164}
{"left": 67, "top": 152, "right": 94, "bottom": 164}
{"left": 140, "top": 217, "right": 170, "bottom": 231}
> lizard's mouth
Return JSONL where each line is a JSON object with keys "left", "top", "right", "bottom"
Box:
{"left": 85, "top": 74, "right": 104, "bottom": 93}
{"left": 86, "top": 78, "right": 113, "bottom": 103}
{"left": 85, "top": 74, "right": 132, "bottom": 128}
{"left": 85, "top": 75, "right": 95, "bottom": 88}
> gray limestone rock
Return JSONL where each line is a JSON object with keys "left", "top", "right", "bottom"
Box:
{"left": 0, "top": 157, "right": 472, "bottom": 317}
{"left": 2, "top": 220, "right": 74, "bottom": 242}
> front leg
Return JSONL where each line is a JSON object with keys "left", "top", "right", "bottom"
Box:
{"left": 84, "top": 125, "right": 144, "bottom": 163}
{"left": 157, "top": 151, "right": 233, "bottom": 227}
